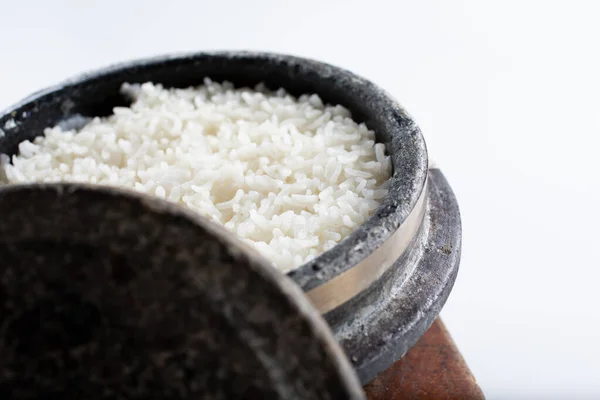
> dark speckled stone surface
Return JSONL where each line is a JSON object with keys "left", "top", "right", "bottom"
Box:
{"left": 0, "top": 184, "right": 365, "bottom": 399}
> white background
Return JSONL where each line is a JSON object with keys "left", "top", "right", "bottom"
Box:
{"left": 1, "top": 1, "right": 599, "bottom": 398}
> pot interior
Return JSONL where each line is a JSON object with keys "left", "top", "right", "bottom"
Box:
{"left": 0, "top": 52, "right": 427, "bottom": 291}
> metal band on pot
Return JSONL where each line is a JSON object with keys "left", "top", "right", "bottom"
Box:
{"left": 307, "top": 182, "right": 428, "bottom": 314}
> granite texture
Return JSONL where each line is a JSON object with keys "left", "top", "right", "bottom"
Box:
{"left": 0, "top": 184, "right": 365, "bottom": 399}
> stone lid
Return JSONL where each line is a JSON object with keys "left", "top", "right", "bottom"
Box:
{"left": 0, "top": 183, "right": 365, "bottom": 399}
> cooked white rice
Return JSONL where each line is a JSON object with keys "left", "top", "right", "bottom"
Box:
{"left": 0, "top": 80, "right": 392, "bottom": 272}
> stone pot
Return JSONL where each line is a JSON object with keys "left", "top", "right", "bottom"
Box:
{"left": 0, "top": 51, "right": 461, "bottom": 384}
